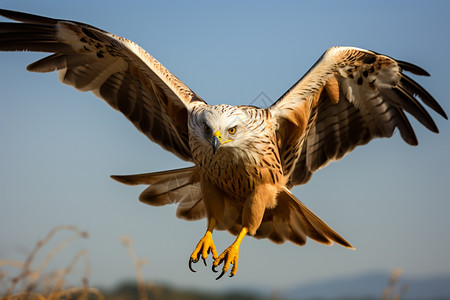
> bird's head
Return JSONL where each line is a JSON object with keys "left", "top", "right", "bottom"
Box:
{"left": 205, "top": 123, "right": 235, "bottom": 154}
{"left": 190, "top": 104, "right": 257, "bottom": 155}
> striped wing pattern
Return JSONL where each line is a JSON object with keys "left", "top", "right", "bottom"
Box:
{"left": 269, "top": 47, "right": 447, "bottom": 186}
{"left": 0, "top": 9, "right": 205, "bottom": 161}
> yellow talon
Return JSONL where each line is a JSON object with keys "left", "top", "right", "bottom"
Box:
{"left": 189, "top": 218, "right": 218, "bottom": 272}
{"left": 213, "top": 226, "right": 248, "bottom": 279}
{"left": 190, "top": 231, "right": 218, "bottom": 261}
{"left": 213, "top": 244, "right": 240, "bottom": 278}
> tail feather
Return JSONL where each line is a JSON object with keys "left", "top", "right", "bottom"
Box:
{"left": 256, "top": 187, "right": 354, "bottom": 249}
{"left": 111, "top": 166, "right": 205, "bottom": 220}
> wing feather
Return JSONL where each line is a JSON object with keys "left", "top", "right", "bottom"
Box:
{"left": 400, "top": 74, "right": 446, "bottom": 118}
{"left": 0, "top": 9, "right": 206, "bottom": 161}
{"left": 111, "top": 167, "right": 205, "bottom": 221}
{"left": 269, "top": 47, "right": 446, "bottom": 187}
{"left": 382, "top": 86, "right": 438, "bottom": 133}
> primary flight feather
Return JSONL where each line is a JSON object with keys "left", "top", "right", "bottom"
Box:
{"left": 0, "top": 9, "right": 446, "bottom": 279}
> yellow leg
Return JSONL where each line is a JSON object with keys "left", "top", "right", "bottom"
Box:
{"left": 189, "top": 218, "right": 218, "bottom": 272}
{"left": 213, "top": 226, "right": 248, "bottom": 279}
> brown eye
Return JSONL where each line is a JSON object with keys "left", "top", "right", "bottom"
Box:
{"left": 204, "top": 124, "right": 211, "bottom": 134}
{"left": 228, "top": 126, "right": 236, "bottom": 135}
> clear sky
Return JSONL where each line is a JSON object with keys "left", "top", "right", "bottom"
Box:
{"left": 1, "top": 0, "right": 449, "bottom": 294}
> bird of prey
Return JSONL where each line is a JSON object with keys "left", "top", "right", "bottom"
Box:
{"left": 0, "top": 9, "right": 446, "bottom": 280}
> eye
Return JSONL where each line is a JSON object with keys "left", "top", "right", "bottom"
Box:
{"left": 228, "top": 126, "right": 236, "bottom": 135}
{"left": 203, "top": 124, "right": 211, "bottom": 134}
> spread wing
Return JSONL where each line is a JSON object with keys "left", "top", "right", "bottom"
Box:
{"left": 269, "top": 47, "right": 447, "bottom": 187}
{"left": 0, "top": 9, "right": 206, "bottom": 161}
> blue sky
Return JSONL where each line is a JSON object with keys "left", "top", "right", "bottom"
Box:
{"left": 1, "top": 0, "right": 449, "bottom": 293}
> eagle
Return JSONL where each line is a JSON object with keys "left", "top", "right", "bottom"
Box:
{"left": 0, "top": 9, "right": 446, "bottom": 280}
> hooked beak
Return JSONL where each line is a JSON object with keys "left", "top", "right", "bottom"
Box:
{"left": 211, "top": 131, "right": 222, "bottom": 154}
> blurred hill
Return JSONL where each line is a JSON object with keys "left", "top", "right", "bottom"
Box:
{"left": 101, "top": 281, "right": 263, "bottom": 300}
{"left": 280, "top": 271, "right": 450, "bottom": 300}
{"left": 101, "top": 272, "right": 450, "bottom": 300}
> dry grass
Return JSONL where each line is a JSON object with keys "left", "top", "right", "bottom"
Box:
{"left": 382, "top": 268, "right": 408, "bottom": 300}
{"left": 118, "top": 236, "right": 162, "bottom": 300}
{"left": 1, "top": 225, "right": 410, "bottom": 300}
{"left": 0, "top": 226, "right": 162, "bottom": 300}
{"left": 0, "top": 225, "right": 102, "bottom": 300}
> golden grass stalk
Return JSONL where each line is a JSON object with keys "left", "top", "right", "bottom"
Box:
{"left": 382, "top": 268, "right": 409, "bottom": 300}
{"left": 119, "top": 236, "right": 149, "bottom": 300}
{"left": 48, "top": 249, "right": 90, "bottom": 296}
{"left": 1, "top": 225, "right": 89, "bottom": 299}
{"left": 3, "top": 291, "right": 48, "bottom": 300}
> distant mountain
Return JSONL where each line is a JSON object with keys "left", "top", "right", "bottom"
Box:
{"left": 280, "top": 271, "right": 450, "bottom": 300}
{"left": 100, "top": 272, "right": 450, "bottom": 300}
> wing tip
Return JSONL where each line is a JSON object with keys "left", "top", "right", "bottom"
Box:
{"left": 343, "top": 243, "right": 356, "bottom": 251}
{"left": 0, "top": 8, "right": 57, "bottom": 24}
{"left": 110, "top": 174, "right": 138, "bottom": 185}
{"left": 330, "top": 235, "right": 356, "bottom": 250}
{"left": 397, "top": 60, "right": 430, "bottom": 76}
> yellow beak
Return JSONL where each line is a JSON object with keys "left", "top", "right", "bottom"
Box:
{"left": 211, "top": 131, "right": 223, "bottom": 154}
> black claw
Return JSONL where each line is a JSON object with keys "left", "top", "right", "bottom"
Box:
{"left": 188, "top": 258, "right": 197, "bottom": 273}
{"left": 202, "top": 256, "right": 207, "bottom": 266}
{"left": 229, "top": 273, "right": 234, "bottom": 278}
{"left": 215, "top": 269, "right": 226, "bottom": 280}
{"left": 212, "top": 264, "right": 218, "bottom": 273}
